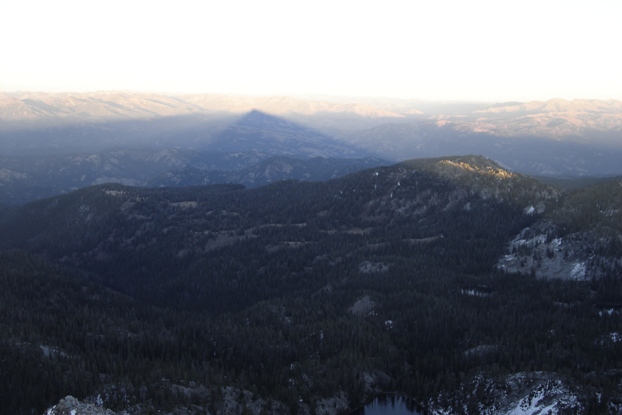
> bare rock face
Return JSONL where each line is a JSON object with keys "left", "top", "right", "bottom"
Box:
{"left": 44, "top": 396, "right": 114, "bottom": 415}
{"left": 428, "top": 372, "right": 585, "bottom": 415}
{"left": 349, "top": 295, "right": 376, "bottom": 317}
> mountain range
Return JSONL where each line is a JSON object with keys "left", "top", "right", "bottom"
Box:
{"left": 2, "top": 93, "right": 622, "bottom": 205}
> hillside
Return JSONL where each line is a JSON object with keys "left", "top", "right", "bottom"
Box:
{"left": 1, "top": 156, "right": 622, "bottom": 414}
{"left": 499, "top": 177, "right": 622, "bottom": 281}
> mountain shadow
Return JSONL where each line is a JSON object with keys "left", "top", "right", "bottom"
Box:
{"left": 205, "top": 109, "right": 371, "bottom": 158}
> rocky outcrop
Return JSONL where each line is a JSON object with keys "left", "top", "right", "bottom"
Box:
{"left": 45, "top": 396, "right": 114, "bottom": 415}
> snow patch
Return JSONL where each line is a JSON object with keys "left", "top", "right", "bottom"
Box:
{"left": 505, "top": 378, "right": 577, "bottom": 415}
{"left": 170, "top": 201, "right": 198, "bottom": 209}
{"left": 599, "top": 309, "right": 617, "bottom": 317}
{"left": 358, "top": 261, "right": 389, "bottom": 274}
{"left": 429, "top": 372, "right": 581, "bottom": 415}
{"left": 104, "top": 189, "right": 125, "bottom": 197}
{"left": 570, "top": 262, "right": 586, "bottom": 279}
{"left": 349, "top": 295, "right": 375, "bottom": 317}
{"left": 0, "top": 168, "right": 27, "bottom": 180}
{"left": 461, "top": 288, "right": 491, "bottom": 297}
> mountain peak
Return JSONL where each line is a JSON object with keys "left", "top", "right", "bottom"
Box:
{"left": 401, "top": 155, "right": 512, "bottom": 179}
{"left": 396, "top": 155, "right": 558, "bottom": 205}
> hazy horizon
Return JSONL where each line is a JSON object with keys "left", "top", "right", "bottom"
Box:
{"left": 4, "top": 90, "right": 622, "bottom": 105}
{"left": 1, "top": 0, "right": 621, "bottom": 102}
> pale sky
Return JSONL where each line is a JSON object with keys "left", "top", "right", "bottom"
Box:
{"left": 1, "top": 0, "right": 620, "bottom": 102}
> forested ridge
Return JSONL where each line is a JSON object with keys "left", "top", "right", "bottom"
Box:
{"left": 1, "top": 156, "right": 621, "bottom": 414}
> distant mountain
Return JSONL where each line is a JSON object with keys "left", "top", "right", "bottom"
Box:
{"left": 0, "top": 91, "right": 404, "bottom": 124}
{"left": 340, "top": 121, "right": 622, "bottom": 177}
{"left": 3, "top": 92, "right": 622, "bottom": 188}
{"left": 466, "top": 99, "right": 622, "bottom": 146}
{"left": 0, "top": 91, "right": 207, "bottom": 123}
{"left": 3, "top": 92, "right": 620, "bottom": 138}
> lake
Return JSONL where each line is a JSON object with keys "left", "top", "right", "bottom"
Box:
{"left": 350, "top": 395, "right": 422, "bottom": 415}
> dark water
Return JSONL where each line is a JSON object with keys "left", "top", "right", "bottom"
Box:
{"left": 351, "top": 395, "right": 422, "bottom": 415}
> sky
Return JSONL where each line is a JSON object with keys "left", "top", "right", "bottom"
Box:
{"left": 1, "top": 0, "right": 621, "bottom": 102}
